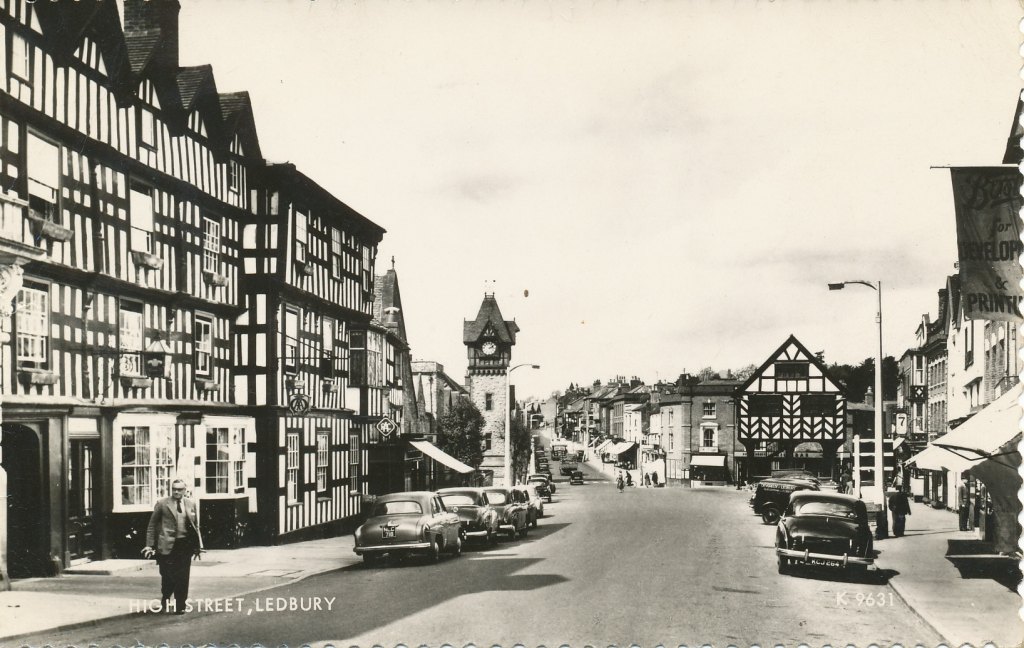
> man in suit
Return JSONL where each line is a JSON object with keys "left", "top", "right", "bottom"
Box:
{"left": 142, "top": 479, "right": 203, "bottom": 614}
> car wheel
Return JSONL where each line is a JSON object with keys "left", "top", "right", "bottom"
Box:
{"left": 520, "top": 524, "right": 529, "bottom": 538}
{"left": 777, "top": 554, "right": 790, "bottom": 575}
{"left": 547, "top": 496, "right": 552, "bottom": 503}
{"left": 486, "top": 528, "right": 496, "bottom": 545}
{"left": 762, "top": 506, "right": 781, "bottom": 525}
{"left": 532, "top": 515, "right": 538, "bottom": 528}
{"left": 362, "top": 553, "right": 381, "bottom": 567}
{"left": 452, "top": 534, "right": 463, "bottom": 557}
{"left": 427, "top": 536, "right": 441, "bottom": 563}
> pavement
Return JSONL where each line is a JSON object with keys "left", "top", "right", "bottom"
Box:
{"left": 0, "top": 536, "right": 362, "bottom": 644}
{"left": 872, "top": 500, "right": 1023, "bottom": 647}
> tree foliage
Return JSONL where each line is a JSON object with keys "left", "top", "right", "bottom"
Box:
{"left": 827, "top": 356, "right": 899, "bottom": 402}
{"left": 436, "top": 396, "right": 485, "bottom": 469}
{"left": 510, "top": 414, "right": 532, "bottom": 484}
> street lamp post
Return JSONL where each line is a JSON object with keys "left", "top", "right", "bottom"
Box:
{"left": 829, "top": 279, "right": 888, "bottom": 539}
{"left": 506, "top": 363, "right": 540, "bottom": 487}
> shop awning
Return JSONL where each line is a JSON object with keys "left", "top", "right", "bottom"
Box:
{"left": 408, "top": 440, "right": 474, "bottom": 474}
{"left": 932, "top": 383, "right": 1022, "bottom": 462}
{"left": 690, "top": 454, "right": 726, "bottom": 467}
{"left": 606, "top": 441, "right": 637, "bottom": 456}
{"left": 595, "top": 439, "right": 614, "bottom": 454}
{"left": 907, "top": 444, "right": 974, "bottom": 473}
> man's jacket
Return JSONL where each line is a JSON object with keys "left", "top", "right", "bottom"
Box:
{"left": 146, "top": 497, "right": 204, "bottom": 555}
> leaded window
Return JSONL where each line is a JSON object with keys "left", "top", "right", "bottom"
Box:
{"left": 15, "top": 284, "right": 48, "bottom": 367}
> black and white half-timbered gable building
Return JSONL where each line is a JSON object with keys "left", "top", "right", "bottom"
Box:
{"left": 241, "top": 163, "right": 385, "bottom": 543}
{"left": 736, "top": 335, "right": 848, "bottom": 479}
{"left": 0, "top": 0, "right": 264, "bottom": 579}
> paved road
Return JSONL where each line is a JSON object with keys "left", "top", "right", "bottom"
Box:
{"left": 21, "top": 461, "right": 942, "bottom": 647}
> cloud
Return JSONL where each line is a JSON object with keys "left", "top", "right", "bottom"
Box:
{"left": 443, "top": 174, "right": 524, "bottom": 204}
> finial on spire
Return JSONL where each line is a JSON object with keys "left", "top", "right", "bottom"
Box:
{"left": 391, "top": 255, "right": 395, "bottom": 270}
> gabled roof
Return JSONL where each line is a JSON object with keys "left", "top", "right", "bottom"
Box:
{"left": 738, "top": 334, "right": 847, "bottom": 398}
{"left": 372, "top": 268, "right": 409, "bottom": 343}
{"left": 463, "top": 295, "right": 519, "bottom": 344}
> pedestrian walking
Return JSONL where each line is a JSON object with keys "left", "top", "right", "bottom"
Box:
{"left": 651, "top": 472, "right": 659, "bottom": 487}
{"left": 625, "top": 472, "right": 633, "bottom": 487}
{"left": 888, "top": 488, "right": 912, "bottom": 537}
{"left": 644, "top": 473, "right": 651, "bottom": 487}
{"left": 616, "top": 473, "right": 624, "bottom": 493}
{"left": 957, "top": 478, "right": 970, "bottom": 531}
{"left": 142, "top": 479, "right": 203, "bottom": 614}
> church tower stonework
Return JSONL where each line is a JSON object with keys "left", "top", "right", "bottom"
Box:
{"left": 464, "top": 294, "right": 519, "bottom": 485}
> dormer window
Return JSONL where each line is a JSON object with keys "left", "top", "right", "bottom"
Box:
{"left": 227, "top": 158, "right": 241, "bottom": 193}
{"left": 10, "top": 33, "right": 30, "bottom": 83}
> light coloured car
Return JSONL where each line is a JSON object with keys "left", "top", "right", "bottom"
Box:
{"left": 482, "top": 486, "right": 530, "bottom": 539}
{"left": 437, "top": 487, "right": 500, "bottom": 545}
{"left": 353, "top": 491, "right": 462, "bottom": 565}
{"left": 514, "top": 484, "right": 545, "bottom": 527}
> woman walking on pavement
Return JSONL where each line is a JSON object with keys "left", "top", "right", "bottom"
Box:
{"left": 616, "top": 472, "right": 624, "bottom": 493}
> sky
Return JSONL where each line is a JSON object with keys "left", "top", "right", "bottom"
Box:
{"left": 178, "top": 1, "right": 1022, "bottom": 401}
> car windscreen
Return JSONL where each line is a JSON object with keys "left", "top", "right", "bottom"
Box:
{"left": 791, "top": 500, "right": 858, "bottom": 519}
{"left": 440, "top": 494, "right": 476, "bottom": 507}
{"left": 484, "top": 491, "right": 509, "bottom": 505}
{"left": 372, "top": 500, "right": 423, "bottom": 516}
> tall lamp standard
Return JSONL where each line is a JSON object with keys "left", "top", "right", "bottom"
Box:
{"left": 828, "top": 279, "right": 888, "bottom": 539}
{"left": 506, "top": 363, "right": 540, "bottom": 487}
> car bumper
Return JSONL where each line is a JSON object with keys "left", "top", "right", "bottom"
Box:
{"left": 776, "top": 547, "right": 873, "bottom": 567}
{"left": 354, "top": 541, "right": 430, "bottom": 555}
{"left": 463, "top": 528, "right": 492, "bottom": 538}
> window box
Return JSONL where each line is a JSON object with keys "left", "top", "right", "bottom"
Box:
{"left": 26, "top": 212, "right": 73, "bottom": 242}
{"left": 196, "top": 378, "right": 220, "bottom": 393}
{"left": 119, "top": 375, "right": 153, "bottom": 390}
{"left": 18, "top": 368, "right": 59, "bottom": 386}
{"left": 131, "top": 250, "right": 164, "bottom": 270}
{"left": 202, "top": 269, "right": 229, "bottom": 287}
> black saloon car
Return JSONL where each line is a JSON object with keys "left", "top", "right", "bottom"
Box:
{"left": 774, "top": 492, "right": 874, "bottom": 575}
{"left": 751, "top": 477, "right": 819, "bottom": 524}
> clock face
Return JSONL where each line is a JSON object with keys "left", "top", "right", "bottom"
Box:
{"left": 481, "top": 342, "right": 497, "bottom": 356}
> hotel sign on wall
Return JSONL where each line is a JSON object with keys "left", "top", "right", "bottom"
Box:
{"left": 951, "top": 167, "right": 1024, "bottom": 322}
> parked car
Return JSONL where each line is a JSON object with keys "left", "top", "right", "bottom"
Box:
{"left": 528, "top": 473, "right": 556, "bottom": 494}
{"left": 526, "top": 477, "right": 552, "bottom": 502}
{"left": 482, "top": 487, "right": 530, "bottom": 539}
{"left": 569, "top": 470, "right": 584, "bottom": 485}
{"left": 437, "top": 487, "right": 500, "bottom": 545}
{"left": 775, "top": 491, "right": 874, "bottom": 576}
{"left": 514, "top": 484, "right": 545, "bottom": 526}
{"left": 353, "top": 491, "right": 462, "bottom": 565}
{"left": 751, "top": 477, "right": 820, "bottom": 524}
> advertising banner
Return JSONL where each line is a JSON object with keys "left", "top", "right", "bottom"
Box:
{"left": 950, "top": 167, "right": 1024, "bottom": 322}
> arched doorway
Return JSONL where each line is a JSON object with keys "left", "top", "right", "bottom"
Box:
{"left": 2, "top": 423, "right": 47, "bottom": 577}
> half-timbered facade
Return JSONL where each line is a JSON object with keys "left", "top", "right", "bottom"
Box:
{"left": 736, "top": 335, "right": 848, "bottom": 479}
{"left": 0, "top": 0, "right": 264, "bottom": 577}
{"left": 240, "top": 163, "right": 385, "bottom": 543}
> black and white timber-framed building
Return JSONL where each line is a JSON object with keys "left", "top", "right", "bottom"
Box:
{"left": 0, "top": 0, "right": 391, "bottom": 580}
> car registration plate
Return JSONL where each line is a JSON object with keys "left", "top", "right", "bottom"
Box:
{"left": 807, "top": 557, "right": 842, "bottom": 568}
{"left": 382, "top": 526, "right": 396, "bottom": 539}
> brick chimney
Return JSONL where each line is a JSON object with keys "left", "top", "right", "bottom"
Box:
{"left": 124, "top": 0, "right": 181, "bottom": 70}
{"left": 864, "top": 386, "right": 874, "bottom": 407}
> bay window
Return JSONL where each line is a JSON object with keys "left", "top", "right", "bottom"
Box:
{"left": 15, "top": 283, "right": 48, "bottom": 368}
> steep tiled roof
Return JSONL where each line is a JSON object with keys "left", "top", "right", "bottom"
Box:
{"left": 463, "top": 295, "right": 519, "bottom": 344}
{"left": 176, "top": 65, "right": 213, "bottom": 111}
{"left": 125, "top": 29, "right": 161, "bottom": 74}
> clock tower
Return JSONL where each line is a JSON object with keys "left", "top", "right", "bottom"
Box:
{"left": 464, "top": 294, "right": 519, "bottom": 485}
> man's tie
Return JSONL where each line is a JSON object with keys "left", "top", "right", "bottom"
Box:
{"left": 177, "top": 501, "right": 182, "bottom": 514}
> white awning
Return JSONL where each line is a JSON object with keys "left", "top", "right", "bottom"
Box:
{"left": 907, "top": 444, "right": 974, "bottom": 474}
{"left": 408, "top": 440, "right": 474, "bottom": 474}
{"left": 607, "top": 441, "right": 637, "bottom": 456}
{"left": 595, "top": 439, "right": 614, "bottom": 454}
{"left": 690, "top": 454, "right": 726, "bottom": 467}
{"left": 933, "top": 383, "right": 1022, "bottom": 460}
